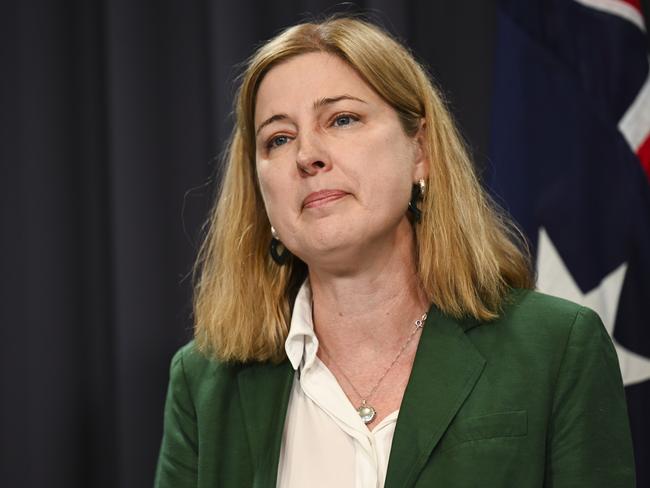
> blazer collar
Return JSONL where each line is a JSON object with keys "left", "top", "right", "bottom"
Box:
{"left": 384, "top": 305, "right": 486, "bottom": 488}
{"left": 237, "top": 359, "right": 294, "bottom": 488}
{"left": 237, "top": 304, "right": 486, "bottom": 488}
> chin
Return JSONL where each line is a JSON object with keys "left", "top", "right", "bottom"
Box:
{"left": 304, "top": 236, "right": 352, "bottom": 258}
{"left": 296, "top": 235, "right": 372, "bottom": 273}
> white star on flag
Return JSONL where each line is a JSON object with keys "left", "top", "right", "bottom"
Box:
{"left": 536, "top": 227, "right": 650, "bottom": 386}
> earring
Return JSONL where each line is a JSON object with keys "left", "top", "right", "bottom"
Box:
{"left": 407, "top": 179, "right": 426, "bottom": 223}
{"left": 269, "top": 226, "right": 290, "bottom": 265}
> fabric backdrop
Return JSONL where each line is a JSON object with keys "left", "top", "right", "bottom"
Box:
{"left": 489, "top": 0, "right": 650, "bottom": 484}
{"left": 0, "top": 1, "right": 647, "bottom": 487}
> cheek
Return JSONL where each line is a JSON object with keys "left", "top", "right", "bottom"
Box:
{"left": 255, "top": 164, "right": 281, "bottom": 214}
{"left": 255, "top": 162, "right": 298, "bottom": 225}
{"left": 256, "top": 160, "right": 285, "bottom": 196}
{"left": 366, "top": 175, "right": 412, "bottom": 215}
{"left": 357, "top": 150, "right": 414, "bottom": 210}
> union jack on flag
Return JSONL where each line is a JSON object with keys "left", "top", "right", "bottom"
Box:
{"left": 489, "top": 0, "right": 650, "bottom": 482}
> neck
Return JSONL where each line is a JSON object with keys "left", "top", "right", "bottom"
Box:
{"left": 308, "top": 219, "right": 429, "bottom": 357}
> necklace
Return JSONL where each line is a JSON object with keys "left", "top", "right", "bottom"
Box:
{"left": 318, "top": 311, "right": 427, "bottom": 425}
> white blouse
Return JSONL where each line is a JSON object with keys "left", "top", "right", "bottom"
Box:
{"left": 276, "top": 279, "right": 399, "bottom": 488}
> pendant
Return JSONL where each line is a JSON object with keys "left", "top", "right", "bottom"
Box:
{"left": 358, "top": 401, "right": 376, "bottom": 424}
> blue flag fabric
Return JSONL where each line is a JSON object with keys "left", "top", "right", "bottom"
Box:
{"left": 489, "top": 0, "right": 650, "bottom": 483}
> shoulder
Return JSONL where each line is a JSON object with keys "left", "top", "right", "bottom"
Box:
{"left": 492, "top": 287, "right": 604, "bottom": 336}
{"left": 458, "top": 289, "right": 625, "bottom": 421}
{"left": 166, "top": 341, "right": 292, "bottom": 401}
{"left": 466, "top": 288, "right": 610, "bottom": 364}
{"left": 167, "top": 341, "right": 248, "bottom": 400}
{"left": 499, "top": 288, "right": 592, "bottom": 324}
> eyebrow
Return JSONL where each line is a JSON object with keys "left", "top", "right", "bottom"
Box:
{"left": 255, "top": 95, "right": 367, "bottom": 137}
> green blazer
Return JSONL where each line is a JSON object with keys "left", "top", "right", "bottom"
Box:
{"left": 154, "top": 289, "right": 635, "bottom": 487}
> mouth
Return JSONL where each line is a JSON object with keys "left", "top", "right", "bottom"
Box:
{"left": 302, "top": 189, "right": 350, "bottom": 209}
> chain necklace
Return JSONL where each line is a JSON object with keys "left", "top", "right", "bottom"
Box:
{"left": 317, "top": 311, "right": 427, "bottom": 425}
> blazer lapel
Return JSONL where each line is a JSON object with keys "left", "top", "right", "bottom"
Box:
{"left": 237, "top": 359, "right": 294, "bottom": 488}
{"left": 384, "top": 306, "right": 486, "bottom": 488}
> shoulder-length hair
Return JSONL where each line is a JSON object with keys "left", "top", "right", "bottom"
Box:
{"left": 193, "top": 15, "right": 534, "bottom": 363}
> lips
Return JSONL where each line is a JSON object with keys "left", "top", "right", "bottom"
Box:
{"left": 302, "top": 189, "right": 349, "bottom": 209}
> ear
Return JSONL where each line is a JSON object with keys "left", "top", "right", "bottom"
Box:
{"left": 412, "top": 118, "right": 429, "bottom": 180}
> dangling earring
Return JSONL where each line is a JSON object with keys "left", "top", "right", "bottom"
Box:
{"left": 269, "top": 226, "right": 290, "bottom": 265}
{"left": 407, "top": 179, "right": 426, "bottom": 223}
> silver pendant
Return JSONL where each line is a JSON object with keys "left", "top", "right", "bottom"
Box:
{"left": 358, "top": 402, "right": 376, "bottom": 424}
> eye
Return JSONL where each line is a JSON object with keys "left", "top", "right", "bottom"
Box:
{"left": 266, "top": 134, "right": 291, "bottom": 150}
{"left": 332, "top": 113, "right": 359, "bottom": 127}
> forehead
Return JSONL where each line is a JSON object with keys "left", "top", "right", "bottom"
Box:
{"left": 254, "top": 52, "right": 379, "bottom": 123}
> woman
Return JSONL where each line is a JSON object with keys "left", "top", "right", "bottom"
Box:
{"left": 155, "top": 15, "right": 635, "bottom": 487}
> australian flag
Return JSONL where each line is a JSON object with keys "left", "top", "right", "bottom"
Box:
{"left": 489, "top": 0, "right": 650, "bottom": 483}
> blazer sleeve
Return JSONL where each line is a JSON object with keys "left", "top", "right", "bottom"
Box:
{"left": 544, "top": 306, "right": 636, "bottom": 487}
{"left": 154, "top": 347, "right": 199, "bottom": 488}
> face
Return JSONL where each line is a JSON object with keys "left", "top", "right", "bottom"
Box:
{"left": 254, "top": 52, "right": 428, "bottom": 268}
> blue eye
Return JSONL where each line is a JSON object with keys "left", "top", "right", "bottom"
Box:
{"left": 267, "top": 135, "right": 290, "bottom": 150}
{"left": 333, "top": 114, "right": 358, "bottom": 127}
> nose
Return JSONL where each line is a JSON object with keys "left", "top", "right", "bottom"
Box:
{"left": 295, "top": 131, "right": 331, "bottom": 177}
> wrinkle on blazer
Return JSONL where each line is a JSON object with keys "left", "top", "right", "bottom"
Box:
{"left": 154, "top": 289, "right": 636, "bottom": 487}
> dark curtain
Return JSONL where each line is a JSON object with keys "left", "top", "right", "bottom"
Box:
{"left": 1, "top": 1, "right": 498, "bottom": 486}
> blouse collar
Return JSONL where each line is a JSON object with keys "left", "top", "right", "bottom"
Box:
{"left": 285, "top": 279, "right": 319, "bottom": 372}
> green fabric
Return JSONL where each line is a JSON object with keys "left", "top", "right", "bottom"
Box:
{"left": 154, "top": 289, "right": 635, "bottom": 487}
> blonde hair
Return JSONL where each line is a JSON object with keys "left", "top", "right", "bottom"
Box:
{"left": 194, "top": 15, "right": 534, "bottom": 363}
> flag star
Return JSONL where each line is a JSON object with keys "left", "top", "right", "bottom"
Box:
{"left": 536, "top": 227, "right": 650, "bottom": 386}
